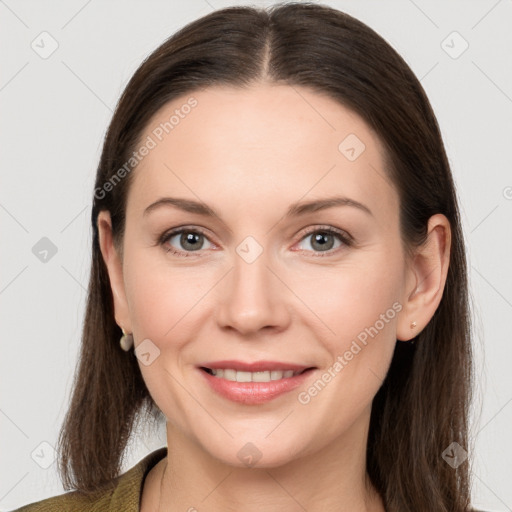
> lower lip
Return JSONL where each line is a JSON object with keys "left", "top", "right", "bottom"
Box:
{"left": 198, "top": 368, "right": 315, "bottom": 405}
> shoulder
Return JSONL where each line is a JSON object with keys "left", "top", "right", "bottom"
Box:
{"left": 10, "top": 447, "right": 168, "bottom": 512}
{"left": 10, "top": 488, "right": 113, "bottom": 512}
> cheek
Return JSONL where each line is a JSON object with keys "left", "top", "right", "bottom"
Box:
{"left": 297, "top": 252, "right": 402, "bottom": 395}
{"left": 123, "top": 247, "right": 211, "bottom": 340}
{"left": 297, "top": 253, "right": 402, "bottom": 338}
{"left": 121, "top": 249, "right": 210, "bottom": 422}
{"left": 291, "top": 261, "right": 400, "bottom": 434}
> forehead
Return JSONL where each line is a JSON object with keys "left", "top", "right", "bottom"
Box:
{"left": 127, "top": 84, "right": 398, "bottom": 225}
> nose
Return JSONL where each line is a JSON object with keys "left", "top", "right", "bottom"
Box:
{"left": 215, "top": 245, "right": 291, "bottom": 336}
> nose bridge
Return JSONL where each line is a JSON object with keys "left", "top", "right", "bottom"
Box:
{"left": 215, "top": 234, "right": 290, "bottom": 334}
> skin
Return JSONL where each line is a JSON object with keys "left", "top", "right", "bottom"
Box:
{"left": 98, "top": 83, "right": 451, "bottom": 511}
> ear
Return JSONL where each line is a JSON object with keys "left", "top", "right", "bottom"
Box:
{"left": 396, "top": 213, "right": 451, "bottom": 341}
{"left": 97, "top": 210, "right": 132, "bottom": 332}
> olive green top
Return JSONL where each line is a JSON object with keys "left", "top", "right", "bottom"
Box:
{"left": 11, "top": 447, "right": 167, "bottom": 512}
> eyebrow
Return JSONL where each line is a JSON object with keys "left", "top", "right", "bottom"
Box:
{"left": 143, "top": 196, "right": 373, "bottom": 220}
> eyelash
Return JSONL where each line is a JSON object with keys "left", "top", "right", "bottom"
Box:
{"left": 158, "top": 225, "right": 353, "bottom": 258}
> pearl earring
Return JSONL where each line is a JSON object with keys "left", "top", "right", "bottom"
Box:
{"left": 120, "top": 329, "right": 134, "bottom": 351}
{"left": 410, "top": 321, "right": 417, "bottom": 329}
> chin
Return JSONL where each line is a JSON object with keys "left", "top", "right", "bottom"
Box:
{"left": 204, "top": 438, "right": 305, "bottom": 469}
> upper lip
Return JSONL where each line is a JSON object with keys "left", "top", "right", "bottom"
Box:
{"left": 199, "top": 360, "right": 315, "bottom": 372}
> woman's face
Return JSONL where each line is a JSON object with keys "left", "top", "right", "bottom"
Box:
{"left": 100, "top": 84, "right": 415, "bottom": 467}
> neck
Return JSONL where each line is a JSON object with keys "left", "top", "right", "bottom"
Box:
{"left": 149, "top": 411, "right": 385, "bottom": 512}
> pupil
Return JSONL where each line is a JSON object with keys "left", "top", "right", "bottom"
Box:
{"left": 313, "top": 232, "right": 333, "bottom": 251}
{"left": 182, "top": 232, "right": 201, "bottom": 250}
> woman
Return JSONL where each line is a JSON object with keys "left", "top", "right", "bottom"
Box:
{"left": 13, "top": 2, "right": 484, "bottom": 511}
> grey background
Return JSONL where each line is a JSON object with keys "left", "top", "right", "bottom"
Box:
{"left": 1, "top": 0, "right": 511, "bottom": 510}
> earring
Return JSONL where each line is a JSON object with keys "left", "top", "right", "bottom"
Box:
{"left": 120, "top": 329, "right": 134, "bottom": 351}
{"left": 407, "top": 321, "right": 418, "bottom": 344}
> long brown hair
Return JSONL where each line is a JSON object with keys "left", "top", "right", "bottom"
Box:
{"left": 57, "top": 3, "right": 474, "bottom": 510}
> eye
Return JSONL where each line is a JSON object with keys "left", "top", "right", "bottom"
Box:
{"left": 159, "top": 227, "right": 214, "bottom": 257}
{"left": 295, "top": 226, "right": 352, "bottom": 257}
{"left": 159, "top": 225, "right": 352, "bottom": 258}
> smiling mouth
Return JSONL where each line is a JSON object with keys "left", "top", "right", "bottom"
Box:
{"left": 200, "top": 367, "right": 315, "bottom": 382}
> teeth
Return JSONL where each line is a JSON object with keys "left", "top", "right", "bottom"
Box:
{"left": 209, "top": 368, "right": 299, "bottom": 382}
